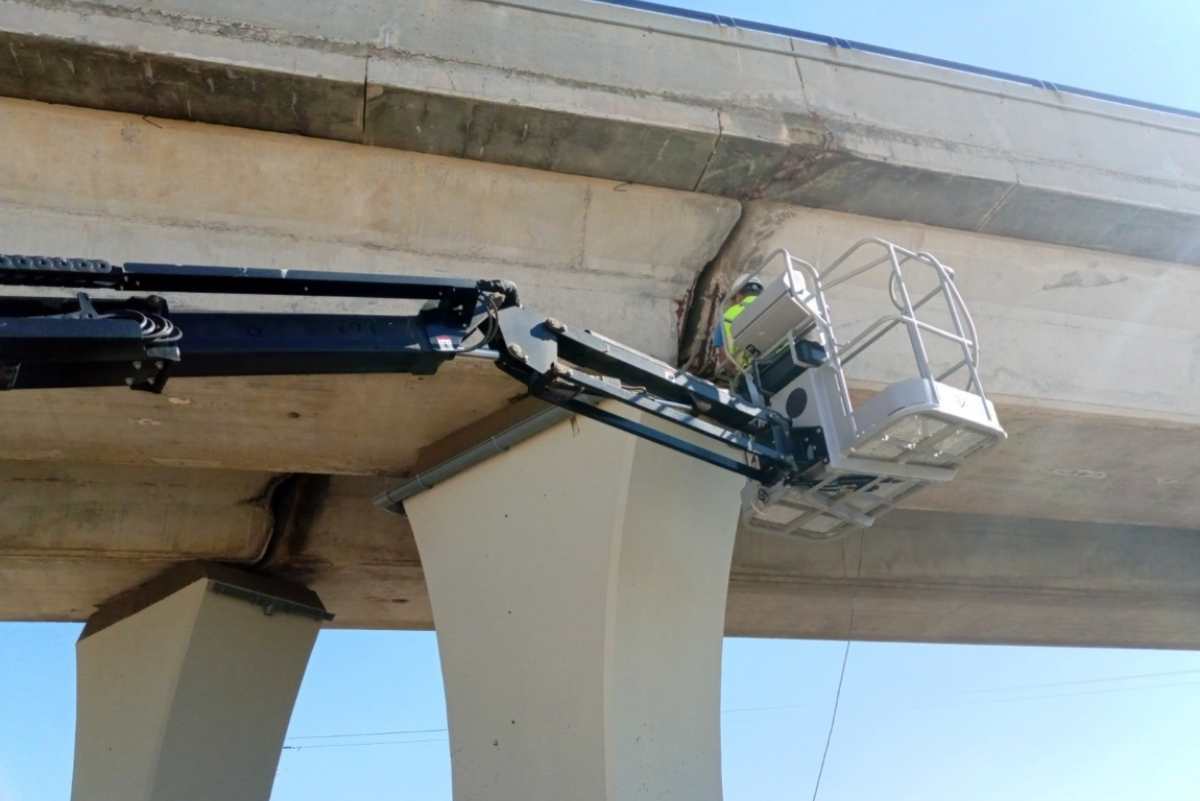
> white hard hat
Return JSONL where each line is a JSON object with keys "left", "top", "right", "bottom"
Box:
{"left": 730, "top": 272, "right": 764, "bottom": 296}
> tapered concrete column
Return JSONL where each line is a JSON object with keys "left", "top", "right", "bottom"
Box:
{"left": 71, "top": 563, "right": 329, "bottom": 801}
{"left": 406, "top": 408, "right": 745, "bottom": 801}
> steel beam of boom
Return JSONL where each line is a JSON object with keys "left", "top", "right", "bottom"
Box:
{"left": 0, "top": 253, "right": 792, "bottom": 484}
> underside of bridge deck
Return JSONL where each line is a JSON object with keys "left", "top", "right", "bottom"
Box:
{"left": 1, "top": 2, "right": 1198, "bottom": 648}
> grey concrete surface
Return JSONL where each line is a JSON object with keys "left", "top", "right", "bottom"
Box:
{"left": 0, "top": 98, "right": 739, "bottom": 364}
{"left": 2, "top": 0, "right": 1199, "bottom": 264}
{"left": 72, "top": 567, "right": 321, "bottom": 801}
{"left": 407, "top": 409, "right": 741, "bottom": 801}
{"left": 9, "top": 482, "right": 1200, "bottom": 648}
{"left": 682, "top": 201, "right": 1200, "bottom": 427}
{"left": 0, "top": 95, "right": 1198, "bottom": 649}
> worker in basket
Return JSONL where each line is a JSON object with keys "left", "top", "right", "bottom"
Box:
{"left": 712, "top": 272, "right": 764, "bottom": 377}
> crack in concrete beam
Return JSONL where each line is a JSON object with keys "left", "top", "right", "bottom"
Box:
{"left": 691, "top": 109, "right": 723, "bottom": 192}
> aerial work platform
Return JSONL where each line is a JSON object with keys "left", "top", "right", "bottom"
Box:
{"left": 0, "top": 237, "right": 1002, "bottom": 539}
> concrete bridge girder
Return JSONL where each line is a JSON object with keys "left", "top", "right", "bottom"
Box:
{"left": 3, "top": 3, "right": 1199, "bottom": 798}
{"left": 3, "top": 0, "right": 1200, "bottom": 264}
{"left": 0, "top": 96, "right": 1198, "bottom": 649}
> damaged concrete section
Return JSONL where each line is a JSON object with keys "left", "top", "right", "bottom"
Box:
{"left": 681, "top": 201, "right": 1200, "bottom": 430}
{"left": 2, "top": 0, "right": 1200, "bottom": 264}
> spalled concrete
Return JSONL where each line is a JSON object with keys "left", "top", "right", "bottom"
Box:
{"left": 682, "top": 201, "right": 1200, "bottom": 426}
{"left": 2, "top": 0, "right": 1200, "bottom": 264}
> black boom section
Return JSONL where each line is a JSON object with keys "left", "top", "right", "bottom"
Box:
{"left": 0, "top": 255, "right": 501, "bottom": 390}
{"left": 0, "top": 310, "right": 451, "bottom": 389}
{"left": 166, "top": 313, "right": 448, "bottom": 378}
{"left": 0, "top": 254, "right": 479, "bottom": 298}
{"left": 0, "top": 252, "right": 802, "bottom": 482}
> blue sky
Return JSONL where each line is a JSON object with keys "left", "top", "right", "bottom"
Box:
{"left": 6, "top": 626, "right": 1200, "bottom": 800}
{"left": 4, "top": 1, "right": 1200, "bottom": 799}
{"left": 671, "top": 0, "right": 1200, "bottom": 111}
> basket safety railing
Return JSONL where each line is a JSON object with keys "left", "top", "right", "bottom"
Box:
{"left": 761, "top": 238, "right": 994, "bottom": 437}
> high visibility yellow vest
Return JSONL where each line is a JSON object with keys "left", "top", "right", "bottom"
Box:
{"left": 721, "top": 295, "right": 757, "bottom": 367}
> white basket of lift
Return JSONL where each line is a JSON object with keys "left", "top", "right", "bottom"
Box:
{"left": 730, "top": 238, "right": 1006, "bottom": 540}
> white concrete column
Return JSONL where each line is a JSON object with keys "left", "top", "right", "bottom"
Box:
{"left": 406, "top": 408, "right": 745, "bottom": 801}
{"left": 71, "top": 563, "right": 328, "bottom": 801}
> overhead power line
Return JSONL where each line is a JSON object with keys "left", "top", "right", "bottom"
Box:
{"left": 810, "top": 641, "right": 852, "bottom": 801}
{"left": 286, "top": 701, "right": 823, "bottom": 745}
{"left": 976, "top": 679, "right": 1200, "bottom": 705}
{"left": 809, "top": 540, "right": 863, "bottom": 801}
{"left": 288, "top": 727, "right": 448, "bottom": 741}
{"left": 282, "top": 737, "right": 447, "bottom": 751}
{"left": 965, "top": 667, "right": 1200, "bottom": 695}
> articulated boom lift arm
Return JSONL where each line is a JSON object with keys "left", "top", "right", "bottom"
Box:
{"left": 0, "top": 253, "right": 796, "bottom": 481}
{"left": 0, "top": 242, "right": 1004, "bottom": 539}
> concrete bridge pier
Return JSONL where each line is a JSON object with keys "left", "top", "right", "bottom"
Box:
{"left": 70, "top": 563, "right": 329, "bottom": 801}
{"left": 405, "top": 408, "right": 745, "bottom": 800}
